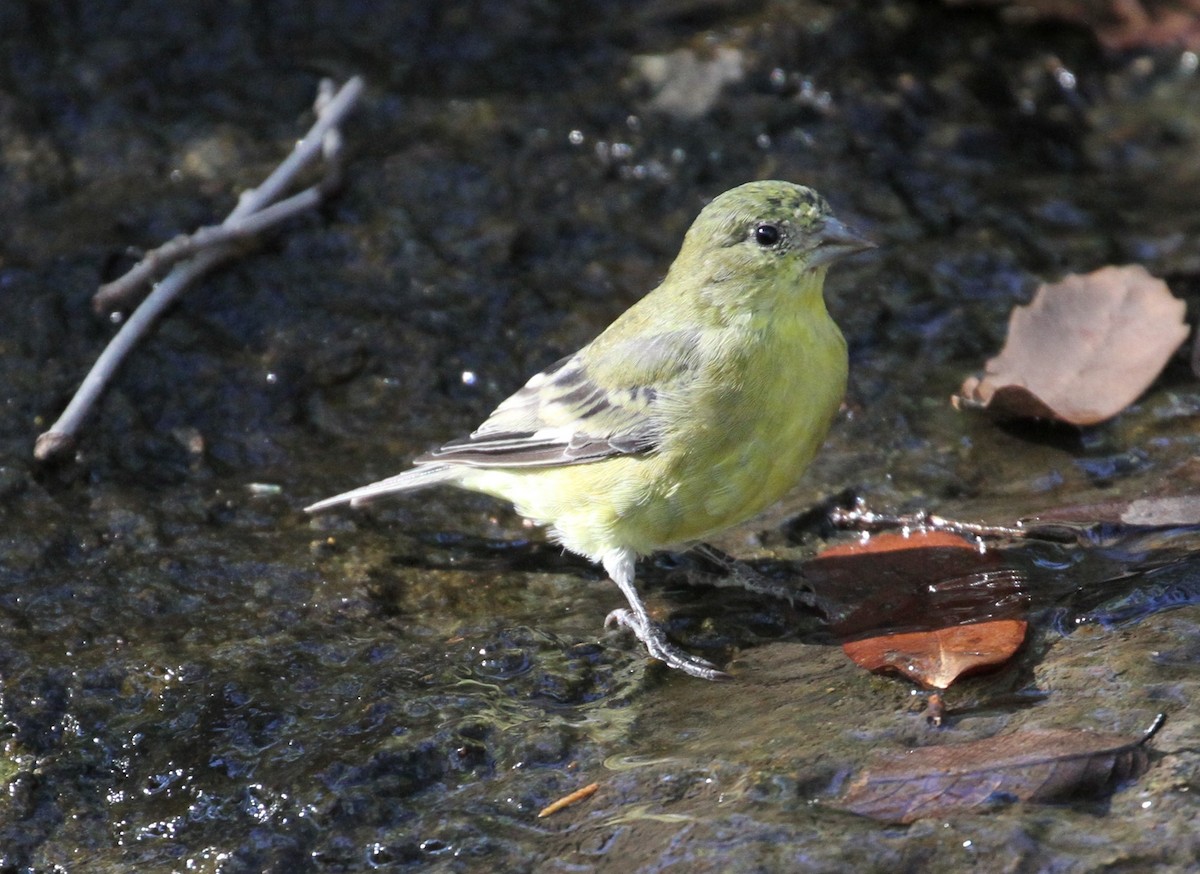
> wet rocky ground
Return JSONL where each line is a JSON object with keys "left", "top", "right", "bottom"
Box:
{"left": 1, "top": 1, "right": 1198, "bottom": 871}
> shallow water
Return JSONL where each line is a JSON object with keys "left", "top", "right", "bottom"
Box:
{"left": 1, "top": 1, "right": 1198, "bottom": 870}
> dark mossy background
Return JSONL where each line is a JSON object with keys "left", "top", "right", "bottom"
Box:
{"left": 1, "top": 1, "right": 1198, "bottom": 871}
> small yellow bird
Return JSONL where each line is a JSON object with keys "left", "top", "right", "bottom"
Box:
{"left": 307, "top": 181, "right": 871, "bottom": 679}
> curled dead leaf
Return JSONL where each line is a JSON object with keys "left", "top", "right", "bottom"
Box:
{"left": 835, "top": 717, "right": 1163, "bottom": 824}
{"left": 954, "top": 265, "right": 1188, "bottom": 426}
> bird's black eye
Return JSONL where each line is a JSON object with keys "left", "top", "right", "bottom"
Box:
{"left": 753, "top": 223, "right": 781, "bottom": 247}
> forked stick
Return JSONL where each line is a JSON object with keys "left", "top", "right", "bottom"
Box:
{"left": 35, "top": 76, "right": 364, "bottom": 462}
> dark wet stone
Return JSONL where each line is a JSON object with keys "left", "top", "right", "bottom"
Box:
{"left": 1, "top": 0, "right": 1198, "bottom": 870}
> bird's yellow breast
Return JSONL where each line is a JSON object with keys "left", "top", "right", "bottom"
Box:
{"left": 460, "top": 295, "right": 847, "bottom": 561}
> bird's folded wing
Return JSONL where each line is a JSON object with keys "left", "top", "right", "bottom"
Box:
{"left": 416, "top": 329, "right": 703, "bottom": 468}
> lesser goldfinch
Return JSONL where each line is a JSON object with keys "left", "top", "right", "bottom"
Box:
{"left": 307, "top": 180, "right": 871, "bottom": 679}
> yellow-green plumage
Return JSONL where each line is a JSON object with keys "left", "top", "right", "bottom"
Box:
{"left": 462, "top": 266, "right": 845, "bottom": 557}
{"left": 307, "top": 181, "right": 871, "bottom": 679}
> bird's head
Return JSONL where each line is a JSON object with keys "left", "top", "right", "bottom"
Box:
{"left": 673, "top": 180, "right": 873, "bottom": 314}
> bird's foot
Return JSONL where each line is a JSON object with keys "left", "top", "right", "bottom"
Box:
{"left": 688, "top": 544, "right": 812, "bottom": 608}
{"left": 604, "top": 608, "right": 730, "bottom": 680}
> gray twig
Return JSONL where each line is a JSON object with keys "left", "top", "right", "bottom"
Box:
{"left": 35, "top": 75, "right": 364, "bottom": 462}
{"left": 829, "top": 497, "right": 1082, "bottom": 543}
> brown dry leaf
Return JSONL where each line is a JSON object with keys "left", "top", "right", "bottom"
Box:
{"left": 836, "top": 722, "right": 1159, "bottom": 823}
{"left": 804, "top": 532, "right": 1028, "bottom": 690}
{"left": 954, "top": 265, "right": 1188, "bottom": 426}
{"left": 1028, "top": 494, "right": 1200, "bottom": 527}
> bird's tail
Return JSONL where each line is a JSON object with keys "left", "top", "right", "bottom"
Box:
{"left": 304, "top": 463, "right": 458, "bottom": 513}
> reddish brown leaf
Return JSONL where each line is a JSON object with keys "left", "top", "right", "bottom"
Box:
{"left": 804, "top": 532, "right": 1029, "bottom": 690}
{"left": 954, "top": 265, "right": 1189, "bottom": 426}
{"left": 819, "top": 530, "right": 977, "bottom": 557}
{"left": 842, "top": 619, "right": 1027, "bottom": 690}
{"left": 836, "top": 723, "right": 1158, "bottom": 823}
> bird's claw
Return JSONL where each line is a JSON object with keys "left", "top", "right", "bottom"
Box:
{"left": 603, "top": 608, "right": 626, "bottom": 629}
{"left": 689, "top": 544, "right": 800, "bottom": 606}
{"left": 604, "top": 608, "right": 730, "bottom": 680}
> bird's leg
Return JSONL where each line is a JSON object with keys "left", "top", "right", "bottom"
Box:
{"left": 601, "top": 548, "right": 729, "bottom": 680}
{"left": 686, "top": 543, "right": 813, "bottom": 608}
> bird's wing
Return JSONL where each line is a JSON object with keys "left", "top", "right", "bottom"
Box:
{"left": 416, "top": 329, "right": 702, "bottom": 468}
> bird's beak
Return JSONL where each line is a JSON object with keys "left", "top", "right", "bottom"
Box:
{"left": 809, "top": 216, "right": 875, "bottom": 268}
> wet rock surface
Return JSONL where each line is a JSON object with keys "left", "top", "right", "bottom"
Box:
{"left": 1, "top": 1, "right": 1198, "bottom": 870}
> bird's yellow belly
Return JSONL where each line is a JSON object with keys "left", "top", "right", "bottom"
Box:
{"left": 465, "top": 317, "right": 847, "bottom": 561}
{"left": 635, "top": 338, "right": 846, "bottom": 547}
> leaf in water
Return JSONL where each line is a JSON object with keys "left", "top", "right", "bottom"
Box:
{"left": 804, "top": 532, "right": 1028, "bottom": 691}
{"left": 836, "top": 721, "right": 1160, "bottom": 824}
{"left": 841, "top": 620, "right": 1027, "bottom": 691}
{"left": 806, "top": 531, "right": 1028, "bottom": 631}
{"left": 954, "top": 265, "right": 1189, "bottom": 426}
{"left": 820, "top": 529, "right": 974, "bottom": 556}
